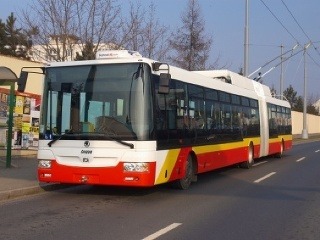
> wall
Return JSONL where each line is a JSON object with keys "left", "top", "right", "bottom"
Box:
{"left": 0, "top": 55, "right": 44, "bottom": 95}
{"left": 292, "top": 111, "right": 320, "bottom": 135}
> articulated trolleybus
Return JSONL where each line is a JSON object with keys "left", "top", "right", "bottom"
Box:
{"left": 19, "top": 50, "right": 292, "bottom": 189}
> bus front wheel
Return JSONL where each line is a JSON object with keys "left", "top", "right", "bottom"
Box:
{"left": 173, "top": 155, "right": 195, "bottom": 190}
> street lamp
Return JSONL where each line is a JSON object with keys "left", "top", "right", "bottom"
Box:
{"left": 244, "top": 0, "right": 249, "bottom": 77}
{"left": 302, "top": 42, "right": 311, "bottom": 139}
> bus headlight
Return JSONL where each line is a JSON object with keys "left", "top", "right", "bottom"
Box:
{"left": 123, "top": 163, "right": 149, "bottom": 172}
{"left": 38, "top": 160, "right": 52, "bottom": 169}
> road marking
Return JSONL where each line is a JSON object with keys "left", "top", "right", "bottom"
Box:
{"left": 296, "top": 157, "right": 306, "bottom": 162}
{"left": 315, "top": 150, "right": 320, "bottom": 153}
{"left": 142, "top": 223, "right": 182, "bottom": 240}
{"left": 254, "top": 172, "right": 276, "bottom": 183}
{"left": 253, "top": 160, "right": 268, "bottom": 167}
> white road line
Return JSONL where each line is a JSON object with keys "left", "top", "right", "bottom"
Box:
{"left": 296, "top": 157, "right": 306, "bottom": 162}
{"left": 315, "top": 150, "right": 320, "bottom": 153}
{"left": 142, "top": 223, "right": 182, "bottom": 240}
{"left": 254, "top": 172, "right": 276, "bottom": 183}
{"left": 253, "top": 161, "right": 268, "bottom": 167}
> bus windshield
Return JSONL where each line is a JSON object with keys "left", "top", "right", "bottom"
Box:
{"left": 39, "top": 63, "right": 153, "bottom": 142}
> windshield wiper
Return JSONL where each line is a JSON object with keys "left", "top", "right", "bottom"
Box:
{"left": 47, "top": 132, "right": 73, "bottom": 147}
{"left": 47, "top": 132, "right": 134, "bottom": 149}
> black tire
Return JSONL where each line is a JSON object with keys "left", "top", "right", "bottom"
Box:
{"left": 240, "top": 143, "right": 254, "bottom": 169}
{"left": 173, "top": 155, "right": 194, "bottom": 190}
{"left": 275, "top": 140, "right": 284, "bottom": 158}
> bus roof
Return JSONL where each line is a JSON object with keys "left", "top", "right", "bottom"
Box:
{"left": 192, "top": 69, "right": 290, "bottom": 108}
{"left": 44, "top": 50, "right": 290, "bottom": 108}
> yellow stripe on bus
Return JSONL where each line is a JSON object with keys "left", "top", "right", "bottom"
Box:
{"left": 281, "top": 134, "right": 292, "bottom": 141}
{"left": 269, "top": 134, "right": 292, "bottom": 144}
{"left": 155, "top": 137, "right": 262, "bottom": 184}
{"left": 155, "top": 149, "right": 181, "bottom": 185}
{"left": 193, "top": 137, "right": 261, "bottom": 155}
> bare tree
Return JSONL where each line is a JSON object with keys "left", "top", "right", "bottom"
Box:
{"left": 118, "top": 1, "right": 170, "bottom": 61}
{"left": 169, "top": 0, "right": 213, "bottom": 71}
{"left": 21, "top": 0, "right": 121, "bottom": 62}
{"left": 141, "top": 2, "right": 170, "bottom": 61}
{"left": 119, "top": 1, "right": 145, "bottom": 52}
{"left": 19, "top": 0, "right": 170, "bottom": 62}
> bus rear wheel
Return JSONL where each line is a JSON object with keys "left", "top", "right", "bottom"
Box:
{"left": 173, "top": 155, "right": 195, "bottom": 190}
{"left": 240, "top": 143, "right": 254, "bottom": 169}
{"left": 275, "top": 140, "right": 284, "bottom": 158}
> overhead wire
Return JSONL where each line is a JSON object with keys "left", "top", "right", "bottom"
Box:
{"left": 307, "top": 52, "right": 320, "bottom": 68}
{"left": 259, "top": 0, "right": 300, "bottom": 44}
{"left": 280, "top": 0, "right": 320, "bottom": 58}
{"left": 259, "top": 0, "right": 320, "bottom": 70}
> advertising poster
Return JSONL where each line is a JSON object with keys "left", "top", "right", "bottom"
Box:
{"left": 0, "top": 89, "right": 41, "bottom": 149}
{"left": 15, "top": 96, "right": 24, "bottom": 115}
{"left": 0, "top": 93, "right": 8, "bottom": 147}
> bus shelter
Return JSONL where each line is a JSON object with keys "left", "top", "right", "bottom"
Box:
{"left": 0, "top": 66, "right": 17, "bottom": 168}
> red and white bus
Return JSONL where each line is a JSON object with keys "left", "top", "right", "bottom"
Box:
{"left": 20, "top": 50, "right": 292, "bottom": 189}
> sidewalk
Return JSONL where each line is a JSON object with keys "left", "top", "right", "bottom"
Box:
{"left": 0, "top": 150, "right": 44, "bottom": 201}
{"left": 1, "top": 134, "right": 320, "bottom": 202}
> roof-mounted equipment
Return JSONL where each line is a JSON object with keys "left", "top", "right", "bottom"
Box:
{"left": 96, "top": 50, "right": 142, "bottom": 59}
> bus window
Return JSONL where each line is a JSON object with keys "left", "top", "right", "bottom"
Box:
{"left": 232, "top": 105, "right": 241, "bottom": 131}
{"left": 248, "top": 107, "right": 260, "bottom": 136}
{"left": 188, "top": 84, "right": 205, "bottom": 130}
{"left": 242, "top": 107, "right": 250, "bottom": 136}
{"left": 175, "top": 81, "right": 188, "bottom": 130}
{"left": 241, "top": 97, "right": 250, "bottom": 107}
{"left": 213, "top": 102, "right": 221, "bottom": 131}
{"left": 268, "top": 103, "right": 278, "bottom": 137}
{"left": 221, "top": 104, "right": 232, "bottom": 130}
{"left": 219, "top": 92, "right": 231, "bottom": 103}
{"left": 205, "top": 89, "right": 218, "bottom": 131}
{"left": 231, "top": 95, "right": 240, "bottom": 105}
{"left": 205, "top": 89, "right": 218, "bottom": 101}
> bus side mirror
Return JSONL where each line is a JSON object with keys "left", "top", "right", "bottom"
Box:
{"left": 158, "top": 73, "right": 171, "bottom": 94}
{"left": 17, "top": 71, "right": 28, "bottom": 92}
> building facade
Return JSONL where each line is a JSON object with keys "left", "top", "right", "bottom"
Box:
{"left": 29, "top": 36, "right": 116, "bottom": 63}
{"left": 0, "top": 55, "right": 43, "bottom": 149}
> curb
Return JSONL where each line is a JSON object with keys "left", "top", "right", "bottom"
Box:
{"left": 0, "top": 185, "right": 44, "bottom": 202}
{"left": 293, "top": 137, "right": 320, "bottom": 145}
{"left": 0, "top": 183, "right": 73, "bottom": 202}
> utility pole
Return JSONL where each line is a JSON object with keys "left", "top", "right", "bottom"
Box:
{"left": 244, "top": 0, "right": 249, "bottom": 77}
{"left": 302, "top": 42, "right": 311, "bottom": 139}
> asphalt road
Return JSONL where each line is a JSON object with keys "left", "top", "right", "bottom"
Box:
{"left": 1, "top": 141, "right": 320, "bottom": 240}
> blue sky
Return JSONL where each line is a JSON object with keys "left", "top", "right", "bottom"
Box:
{"left": 1, "top": 0, "right": 320, "bottom": 99}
